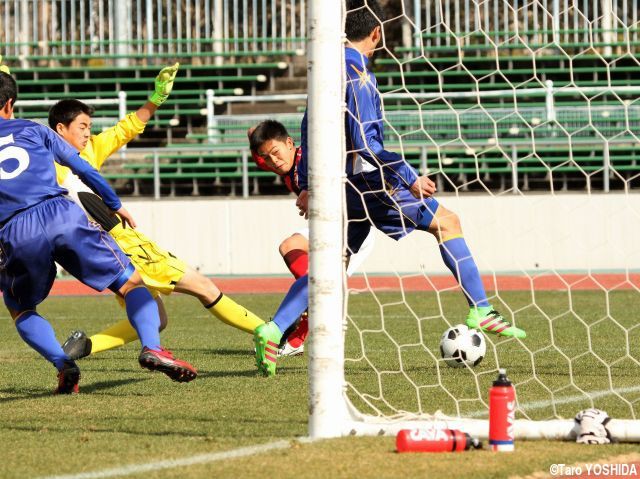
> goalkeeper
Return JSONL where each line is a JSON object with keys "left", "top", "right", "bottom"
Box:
{"left": 253, "top": 0, "right": 526, "bottom": 376}
{"left": 53, "top": 64, "right": 265, "bottom": 359}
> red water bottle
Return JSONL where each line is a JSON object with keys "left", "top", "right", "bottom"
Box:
{"left": 489, "top": 368, "right": 516, "bottom": 452}
{"left": 396, "top": 427, "right": 482, "bottom": 453}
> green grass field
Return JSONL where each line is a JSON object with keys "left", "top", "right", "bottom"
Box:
{"left": 1, "top": 290, "right": 639, "bottom": 478}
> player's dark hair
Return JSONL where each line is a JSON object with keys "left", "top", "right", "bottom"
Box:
{"left": 345, "top": 0, "right": 385, "bottom": 42}
{"left": 249, "top": 120, "right": 290, "bottom": 151}
{"left": 0, "top": 72, "right": 17, "bottom": 110}
{"left": 48, "top": 99, "right": 95, "bottom": 129}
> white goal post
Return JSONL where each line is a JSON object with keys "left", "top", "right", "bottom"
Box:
{"left": 306, "top": 0, "right": 349, "bottom": 439}
{"left": 306, "top": 0, "right": 640, "bottom": 441}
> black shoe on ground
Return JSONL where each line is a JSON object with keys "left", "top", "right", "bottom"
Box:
{"left": 55, "top": 360, "right": 80, "bottom": 394}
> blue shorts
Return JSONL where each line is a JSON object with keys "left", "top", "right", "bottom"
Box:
{"left": 346, "top": 171, "right": 439, "bottom": 253}
{"left": 0, "top": 196, "right": 131, "bottom": 310}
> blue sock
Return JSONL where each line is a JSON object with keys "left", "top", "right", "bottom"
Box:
{"left": 439, "top": 237, "right": 490, "bottom": 308}
{"left": 272, "top": 275, "right": 309, "bottom": 333}
{"left": 124, "top": 287, "right": 161, "bottom": 350}
{"left": 15, "top": 311, "right": 69, "bottom": 370}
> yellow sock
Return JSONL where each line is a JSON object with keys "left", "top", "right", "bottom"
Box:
{"left": 89, "top": 319, "right": 139, "bottom": 354}
{"left": 206, "top": 293, "right": 265, "bottom": 334}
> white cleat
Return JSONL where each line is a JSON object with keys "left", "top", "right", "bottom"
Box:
{"left": 277, "top": 343, "right": 304, "bottom": 357}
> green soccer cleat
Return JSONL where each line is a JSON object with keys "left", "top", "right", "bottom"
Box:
{"left": 254, "top": 322, "right": 283, "bottom": 377}
{"left": 466, "top": 307, "right": 527, "bottom": 339}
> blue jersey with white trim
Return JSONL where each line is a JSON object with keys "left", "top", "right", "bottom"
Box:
{"left": 0, "top": 117, "right": 121, "bottom": 223}
{"left": 298, "top": 47, "right": 418, "bottom": 191}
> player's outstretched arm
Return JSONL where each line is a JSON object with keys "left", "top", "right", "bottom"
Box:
{"left": 136, "top": 63, "right": 180, "bottom": 123}
{"left": 0, "top": 55, "right": 10, "bottom": 74}
{"left": 85, "top": 63, "right": 180, "bottom": 169}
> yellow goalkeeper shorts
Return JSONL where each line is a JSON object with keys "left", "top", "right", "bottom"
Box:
{"left": 108, "top": 223, "right": 187, "bottom": 296}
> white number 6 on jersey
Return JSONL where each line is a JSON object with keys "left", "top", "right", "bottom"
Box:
{"left": 0, "top": 134, "right": 30, "bottom": 180}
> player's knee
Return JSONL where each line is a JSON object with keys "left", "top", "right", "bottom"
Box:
{"left": 108, "top": 263, "right": 141, "bottom": 296}
{"left": 116, "top": 270, "right": 144, "bottom": 297}
{"left": 7, "top": 307, "right": 26, "bottom": 321}
{"left": 278, "top": 240, "right": 289, "bottom": 257}
{"left": 279, "top": 236, "right": 296, "bottom": 257}
{"left": 279, "top": 234, "right": 308, "bottom": 257}
{"left": 191, "top": 271, "right": 220, "bottom": 304}
{"left": 195, "top": 274, "right": 217, "bottom": 299}
{"left": 445, "top": 211, "right": 462, "bottom": 234}
{"left": 436, "top": 207, "right": 462, "bottom": 237}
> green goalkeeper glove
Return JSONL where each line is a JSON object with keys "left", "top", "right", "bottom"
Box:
{"left": 149, "top": 62, "right": 179, "bottom": 106}
{"left": 0, "top": 55, "right": 10, "bottom": 74}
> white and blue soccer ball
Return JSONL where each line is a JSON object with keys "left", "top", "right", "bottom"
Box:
{"left": 439, "top": 324, "right": 486, "bottom": 368}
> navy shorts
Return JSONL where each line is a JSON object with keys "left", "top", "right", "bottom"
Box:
{"left": 346, "top": 171, "right": 439, "bottom": 253}
{"left": 0, "top": 196, "right": 131, "bottom": 310}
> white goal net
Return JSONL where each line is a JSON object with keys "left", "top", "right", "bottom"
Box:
{"left": 307, "top": 0, "right": 640, "bottom": 440}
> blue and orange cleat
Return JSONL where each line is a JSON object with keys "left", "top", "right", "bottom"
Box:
{"left": 138, "top": 347, "right": 197, "bottom": 382}
{"left": 254, "top": 322, "right": 282, "bottom": 376}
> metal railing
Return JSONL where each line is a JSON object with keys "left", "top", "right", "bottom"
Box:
{"left": 118, "top": 146, "right": 251, "bottom": 199}
{"left": 0, "top": 0, "right": 306, "bottom": 64}
{"left": 2, "top": 1, "right": 637, "bottom": 66}
{"left": 15, "top": 93, "right": 127, "bottom": 123}
{"left": 199, "top": 85, "right": 640, "bottom": 193}
{"left": 203, "top": 84, "right": 640, "bottom": 139}
{"left": 413, "top": 0, "right": 640, "bottom": 53}
{"left": 13, "top": 85, "right": 639, "bottom": 196}
{"left": 115, "top": 133, "right": 638, "bottom": 199}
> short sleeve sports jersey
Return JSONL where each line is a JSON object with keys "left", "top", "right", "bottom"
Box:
{"left": 344, "top": 47, "right": 418, "bottom": 190}
{"left": 55, "top": 112, "right": 146, "bottom": 201}
{"left": 0, "top": 117, "right": 121, "bottom": 224}
{"left": 297, "top": 48, "right": 419, "bottom": 192}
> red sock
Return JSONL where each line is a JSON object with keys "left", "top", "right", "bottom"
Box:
{"left": 287, "top": 313, "right": 308, "bottom": 348}
{"left": 282, "top": 250, "right": 309, "bottom": 347}
{"left": 283, "top": 249, "right": 308, "bottom": 279}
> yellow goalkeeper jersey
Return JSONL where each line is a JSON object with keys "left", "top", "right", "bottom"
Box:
{"left": 55, "top": 112, "right": 146, "bottom": 183}
{"left": 55, "top": 111, "right": 189, "bottom": 294}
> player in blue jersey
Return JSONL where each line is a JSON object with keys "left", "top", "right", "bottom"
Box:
{"left": 253, "top": 0, "right": 526, "bottom": 376}
{"left": 0, "top": 71, "right": 197, "bottom": 393}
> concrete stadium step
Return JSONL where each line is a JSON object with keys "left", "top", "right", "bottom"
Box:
{"left": 272, "top": 76, "right": 307, "bottom": 91}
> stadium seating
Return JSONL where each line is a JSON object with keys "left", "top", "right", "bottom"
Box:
{"left": 10, "top": 54, "right": 292, "bottom": 148}
{"left": 5, "top": 24, "right": 638, "bottom": 195}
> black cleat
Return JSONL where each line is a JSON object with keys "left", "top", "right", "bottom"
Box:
{"left": 54, "top": 360, "right": 80, "bottom": 394}
{"left": 62, "top": 330, "right": 93, "bottom": 360}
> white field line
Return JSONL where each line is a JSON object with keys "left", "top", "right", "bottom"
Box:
{"left": 38, "top": 438, "right": 313, "bottom": 479}
{"left": 35, "top": 386, "right": 640, "bottom": 478}
{"left": 466, "top": 385, "right": 640, "bottom": 418}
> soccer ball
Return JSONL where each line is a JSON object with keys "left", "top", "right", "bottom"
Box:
{"left": 439, "top": 324, "right": 486, "bottom": 368}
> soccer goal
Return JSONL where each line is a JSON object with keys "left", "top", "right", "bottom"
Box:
{"left": 306, "top": 0, "right": 640, "bottom": 441}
